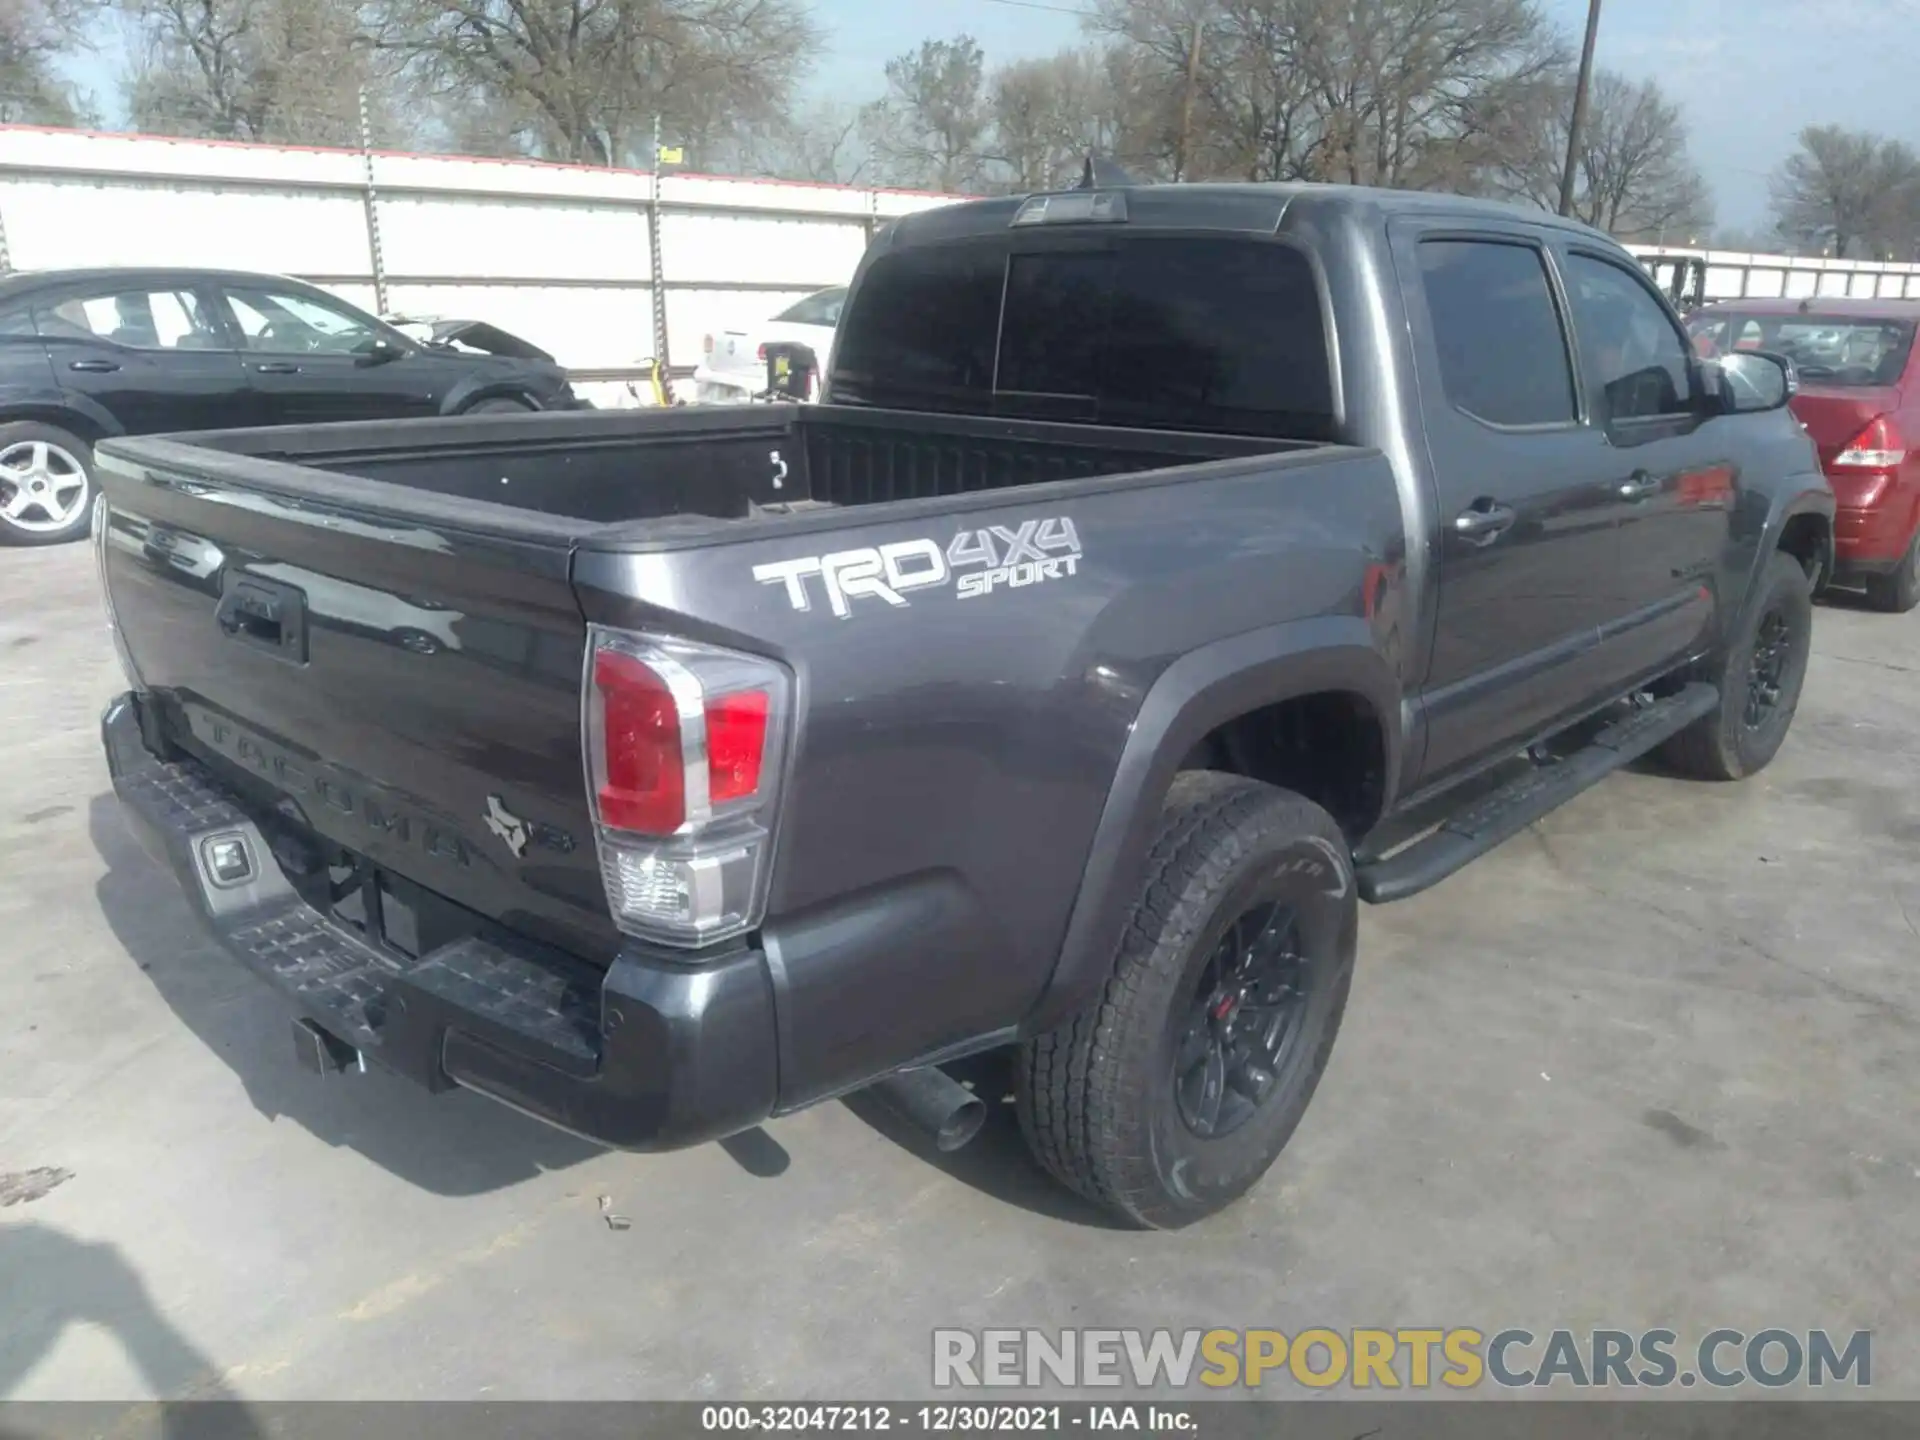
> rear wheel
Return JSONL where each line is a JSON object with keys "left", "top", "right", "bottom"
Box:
{"left": 0, "top": 422, "right": 94, "bottom": 547}
{"left": 1864, "top": 532, "right": 1920, "bottom": 613}
{"left": 1660, "top": 549, "right": 1813, "bottom": 781}
{"left": 1016, "top": 773, "right": 1356, "bottom": 1229}
{"left": 464, "top": 396, "right": 534, "bottom": 415}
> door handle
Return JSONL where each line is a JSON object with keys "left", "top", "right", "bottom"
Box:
{"left": 69, "top": 359, "right": 120, "bottom": 373}
{"left": 1452, "top": 501, "right": 1518, "bottom": 546}
{"left": 252, "top": 362, "right": 301, "bottom": 375}
{"left": 1617, "top": 470, "right": 1661, "bottom": 501}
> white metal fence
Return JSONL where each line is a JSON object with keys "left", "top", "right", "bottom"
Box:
{"left": 0, "top": 126, "right": 955, "bottom": 405}
{"left": 5, "top": 126, "right": 1919, "bottom": 407}
{"left": 1634, "top": 247, "right": 1920, "bottom": 305}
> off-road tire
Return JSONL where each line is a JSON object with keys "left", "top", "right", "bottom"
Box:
{"left": 1864, "top": 533, "right": 1920, "bottom": 614}
{"left": 1661, "top": 549, "right": 1813, "bottom": 781}
{"left": 1015, "top": 773, "right": 1357, "bottom": 1230}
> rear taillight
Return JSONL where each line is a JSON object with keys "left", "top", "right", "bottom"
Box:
{"left": 1831, "top": 414, "right": 1907, "bottom": 471}
{"left": 755, "top": 342, "right": 767, "bottom": 362}
{"left": 584, "top": 627, "right": 790, "bottom": 947}
{"left": 702, "top": 333, "right": 714, "bottom": 355}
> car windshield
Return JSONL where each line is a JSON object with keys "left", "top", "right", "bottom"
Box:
{"left": 774, "top": 289, "right": 846, "bottom": 327}
{"left": 1687, "top": 311, "right": 1916, "bottom": 387}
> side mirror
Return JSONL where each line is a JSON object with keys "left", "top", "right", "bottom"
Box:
{"left": 1708, "top": 350, "right": 1796, "bottom": 414}
{"left": 356, "top": 336, "right": 405, "bottom": 367}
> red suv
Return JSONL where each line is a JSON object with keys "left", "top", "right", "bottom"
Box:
{"left": 1689, "top": 299, "right": 1920, "bottom": 611}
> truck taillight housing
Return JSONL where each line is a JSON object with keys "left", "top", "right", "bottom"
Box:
{"left": 584, "top": 627, "right": 791, "bottom": 948}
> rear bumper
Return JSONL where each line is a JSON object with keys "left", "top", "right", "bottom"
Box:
{"left": 102, "top": 693, "right": 778, "bottom": 1151}
{"left": 1832, "top": 500, "right": 1913, "bottom": 570}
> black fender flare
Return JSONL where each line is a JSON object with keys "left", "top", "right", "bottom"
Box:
{"left": 1024, "top": 615, "right": 1404, "bottom": 1033}
{"left": 1734, "top": 479, "right": 1833, "bottom": 640}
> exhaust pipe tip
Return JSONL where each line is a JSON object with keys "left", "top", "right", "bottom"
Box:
{"left": 934, "top": 1091, "right": 987, "bottom": 1153}
{"left": 867, "top": 1065, "right": 987, "bottom": 1153}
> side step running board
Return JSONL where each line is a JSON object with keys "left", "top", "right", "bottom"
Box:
{"left": 1356, "top": 682, "right": 1719, "bottom": 905}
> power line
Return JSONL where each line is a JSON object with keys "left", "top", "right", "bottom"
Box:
{"left": 976, "top": 0, "right": 1099, "bottom": 16}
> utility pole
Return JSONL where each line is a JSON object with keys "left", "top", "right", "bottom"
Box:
{"left": 357, "top": 87, "right": 389, "bottom": 315}
{"left": 647, "top": 115, "right": 672, "bottom": 406}
{"left": 1557, "top": 0, "right": 1603, "bottom": 218}
{"left": 1177, "top": 13, "right": 1204, "bottom": 182}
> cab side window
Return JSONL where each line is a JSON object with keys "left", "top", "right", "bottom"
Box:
{"left": 1563, "top": 254, "right": 1696, "bottom": 422}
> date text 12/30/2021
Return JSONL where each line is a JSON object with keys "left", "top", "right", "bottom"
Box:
{"left": 700, "top": 1406, "right": 1190, "bottom": 1432}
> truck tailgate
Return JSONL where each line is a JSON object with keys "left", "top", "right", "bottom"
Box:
{"left": 95, "top": 442, "right": 617, "bottom": 964}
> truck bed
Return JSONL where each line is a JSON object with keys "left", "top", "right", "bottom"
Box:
{"left": 157, "top": 405, "right": 1300, "bottom": 537}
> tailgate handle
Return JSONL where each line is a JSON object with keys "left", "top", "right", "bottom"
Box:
{"left": 217, "top": 576, "right": 308, "bottom": 663}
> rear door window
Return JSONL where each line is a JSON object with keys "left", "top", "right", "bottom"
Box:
{"left": 1417, "top": 240, "right": 1577, "bottom": 428}
{"left": 832, "top": 236, "right": 1336, "bottom": 439}
{"left": 34, "top": 287, "right": 228, "bottom": 350}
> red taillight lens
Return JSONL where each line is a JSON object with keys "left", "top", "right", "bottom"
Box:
{"left": 1831, "top": 414, "right": 1907, "bottom": 471}
{"left": 592, "top": 648, "right": 685, "bottom": 834}
{"left": 583, "top": 627, "right": 791, "bottom": 947}
{"left": 706, "top": 689, "right": 769, "bottom": 804}
{"left": 755, "top": 342, "right": 767, "bottom": 362}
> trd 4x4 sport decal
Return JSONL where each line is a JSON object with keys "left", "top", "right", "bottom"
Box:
{"left": 752, "top": 517, "right": 1083, "bottom": 619}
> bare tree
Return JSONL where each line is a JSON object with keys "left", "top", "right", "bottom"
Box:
{"left": 861, "top": 35, "right": 992, "bottom": 192}
{"left": 118, "top": 0, "right": 405, "bottom": 146}
{"left": 738, "top": 101, "right": 868, "bottom": 184}
{"left": 1090, "top": 0, "right": 1560, "bottom": 188}
{"left": 0, "top": 0, "right": 97, "bottom": 125}
{"left": 1476, "top": 68, "right": 1709, "bottom": 239}
{"left": 1771, "top": 124, "right": 1920, "bottom": 260}
{"left": 369, "top": 0, "right": 818, "bottom": 169}
{"left": 989, "top": 48, "right": 1144, "bottom": 192}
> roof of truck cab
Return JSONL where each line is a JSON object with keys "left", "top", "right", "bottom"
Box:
{"left": 887, "top": 182, "right": 1613, "bottom": 246}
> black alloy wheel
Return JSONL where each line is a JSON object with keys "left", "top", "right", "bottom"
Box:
{"left": 1173, "top": 902, "right": 1312, "bottom": 1139}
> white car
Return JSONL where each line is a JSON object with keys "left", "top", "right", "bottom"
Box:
{"left": 692, "top": 288, "right": 845, "bottom": 403}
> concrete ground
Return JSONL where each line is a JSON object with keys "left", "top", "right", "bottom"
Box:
{"left": 2, "top": 539, "right": 1916, "bottom": 1402}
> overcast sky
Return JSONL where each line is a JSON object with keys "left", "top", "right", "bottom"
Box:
{"left": 59, "top": 0, "right": 1920, "bottom": 235}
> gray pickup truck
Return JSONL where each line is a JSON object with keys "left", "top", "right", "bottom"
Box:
{"left": 95, "top": 182, "right": 1831, "bottom": 1228}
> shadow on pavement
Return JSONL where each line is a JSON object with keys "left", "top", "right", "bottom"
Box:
{"left": 843, "top": 1049, "right": 1128, "bottom": 1230}
{"left": 0, "top": 1221, "right": 264, "bottom": 1437}
{"left": 88, "top": 793, "right": 602, "bottom": 1198}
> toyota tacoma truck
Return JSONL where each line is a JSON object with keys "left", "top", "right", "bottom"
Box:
{"left": 94, "top": 183, "right": 1832, "bottom": 1229}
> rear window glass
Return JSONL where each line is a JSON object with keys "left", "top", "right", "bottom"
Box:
{"left": 832, "top": 237, "right": 1336, "bottom": 439}
{"left": 775, "top": 289, "right": 847, "bottom": 327}
{"left": 1687, "top": 312, "right": 1915, "bottom": 387}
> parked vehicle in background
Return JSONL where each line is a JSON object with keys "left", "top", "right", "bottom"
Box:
{"left": 382, "top": 314, "right": 559, "bottom": 363}
{"left": 97, "top": 183, "right": 1828, "bottom": 1229}
{"left": 0, "top": 268, "right": 582, "bottom": 546}
{"left": 692, "top": 287, "right": 845, "bottom": 404}
{"left": 1690, "top": 299, "right": 1920, "bottom": 610}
